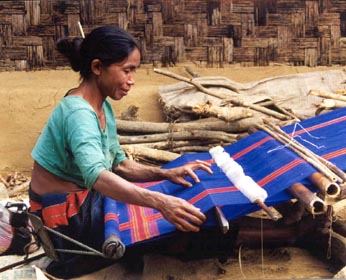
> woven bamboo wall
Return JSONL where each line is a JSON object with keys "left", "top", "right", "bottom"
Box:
{"left": 1, "top": 0, "right": 346, "bottom": 71}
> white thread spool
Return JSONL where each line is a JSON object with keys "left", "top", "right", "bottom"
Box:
{"left": 210, "top": 146, "right": 268, "bottom": 203}
{"left": 209, "top": 146, "right": 278, "bottom": 220}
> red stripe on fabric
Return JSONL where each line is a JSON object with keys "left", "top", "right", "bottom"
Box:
{"left": 231, "top": 116, "right": 346, "bottom": 160}
{"left": 119, "top": 116, "right": 346, "bottom": 236}
{"left": 42, "top": 202, "right": 68, "bottom": 228}
{"left": 258, "top": 159, "right": 304, "bottom": 186}
{"left": 120, "top": 147, "right": 346, "bottom": 234}
{"left": 233, "top": 137, "right": 271, "bottom": 160}
{"left": 105, "top": 213, "right": 119, "bottom": 223}
{"left": 132, "top": 205, "right": 147, "bottom": 242}
{"left": 66, "top": 190, "right": 89, "bottom": 219}
{"left": 324, "top": 148, "right": 346, "bottom": 159}
{"left": 42, "top": 190, "right": 89, "bottom": 228}
{"left": 291, "top": 116, "right": 346, "bottom": 136}
{"left": 120, "top": 205, "right": 160, "bottom": 242}
{"left": 189, "top": 187, "right": 237, "bottom": 205}
{"left": 29, "top": 199, "right": 42, "bottom": 212}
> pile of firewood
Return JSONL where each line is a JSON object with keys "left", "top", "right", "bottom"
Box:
{"left": 0, "top": 172, "right": 30, "bottom": 199}
{"left": 118, "top": 68, "right": 346, "bottom": 166}
{"left": 117, "top": 115, "right": 247, "bottom": 165}
{"left": 118, "top": 67, "right": 304, "bottom": 166}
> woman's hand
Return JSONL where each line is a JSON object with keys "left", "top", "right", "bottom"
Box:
{"left": 157, "top": 194, "right": 206, "bottom": 232}
{"left": 166, "top": 160, "right": 213, "bottom": 187}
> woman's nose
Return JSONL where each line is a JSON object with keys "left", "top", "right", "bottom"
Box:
{"left": 127, "top": 76, "right": 135, "bottom": 85}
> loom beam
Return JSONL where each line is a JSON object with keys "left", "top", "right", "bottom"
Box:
{"left": 309, "top": 172, "right": 341, "bottom": 198}
{"left": 288, "top": 183, "right": 327, "bottom": 215}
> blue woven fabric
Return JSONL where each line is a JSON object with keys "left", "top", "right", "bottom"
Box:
{"left": 105, "top": 108, "right": 346, "bottom": 246}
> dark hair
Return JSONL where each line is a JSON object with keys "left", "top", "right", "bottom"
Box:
{"left": 57, "top": 25, "right": 140, "bottom": 79}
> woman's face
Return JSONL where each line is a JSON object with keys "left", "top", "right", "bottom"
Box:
{"left": 97, "top": 48, "right": 141, "bottom": 100}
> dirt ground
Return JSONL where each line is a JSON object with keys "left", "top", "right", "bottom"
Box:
{"left": 1, "top": 63, "right": 346, "bottom": 279}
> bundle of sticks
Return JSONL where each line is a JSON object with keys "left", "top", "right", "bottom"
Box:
{"left": 117, "top": 116, "right": 245, "bottom": 165}
{"left": 118, "top": 67, "right": 299, "bottom": 165}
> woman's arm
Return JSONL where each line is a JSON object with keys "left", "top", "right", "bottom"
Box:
{"left": 113, "top": 158, "right": 212, "bottom": 187}
{"left": 93, "top": 169, "right": 206, "bottom": 232}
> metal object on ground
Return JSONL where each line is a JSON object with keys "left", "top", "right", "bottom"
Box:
{"left": 215, "top": 206, "right": 229, "bottom": 234}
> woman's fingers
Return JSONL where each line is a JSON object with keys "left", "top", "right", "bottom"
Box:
{"left": 161, "top": 196, "right": 206, "bottom": 232}
{"left": 173, "top": 204, "right": 206, "bottom": 232}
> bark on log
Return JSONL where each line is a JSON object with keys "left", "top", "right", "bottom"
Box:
{"left": 172, "top": 146, "right": 211, "bottom": 153}
{"left": 122, "top": 139, "right": 229, "bottom": 150}
{"left": 8, "top": 181, "right": 30, "bottom": 198}
{"left": 226, "top": 98, "right": 290, "bottom": 120}
{"left": 154, "top": 68, "right": 225, "bottom": 98}
{"left": 123, "top": 145, "right": 180, "bottom": 162}
{"left": 154, "top": 68, "right": 239, "bottom": 97}
{"left": 309, "top": 89, "right": 346, "bottom": 102}
{"left": 192, "top": 102, "right": 253, "bottom": 122}
{"left": 118, "top": 130, "right": 240, "bottom": 144}
{"left": 116, "top": 117, "right": 263, "bottom": 134}
{"left": 317, "top": 98, "right": 346, "bottom": 109}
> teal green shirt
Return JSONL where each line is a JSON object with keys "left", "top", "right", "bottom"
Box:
{"left": 31, "top": 96, "right": 126, "bottom": 190}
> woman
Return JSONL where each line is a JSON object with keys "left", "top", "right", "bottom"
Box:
{"left": 28, "top": 25, "right": 212, "bottom": 277}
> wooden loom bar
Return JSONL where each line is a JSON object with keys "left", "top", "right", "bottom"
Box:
{"left": 255, "top": 124, "right": 343, "bottom": 183}
{"left": 265, "top": 121, "right": 346, "bottom": 183}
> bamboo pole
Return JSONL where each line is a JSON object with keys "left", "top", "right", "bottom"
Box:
{"left": 308, "top": 172, "right": 341, "bottom": 198}
{"left": 288, "top": 183, "right": 327, "bottom": 215}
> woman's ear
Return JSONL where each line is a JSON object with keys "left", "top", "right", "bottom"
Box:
{"left": 91, "top": 59, "right": 102, "bottom": 75}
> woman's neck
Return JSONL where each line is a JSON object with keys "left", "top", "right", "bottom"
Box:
{"left": 75, "top": 80, "right": 105, "bottom": 112}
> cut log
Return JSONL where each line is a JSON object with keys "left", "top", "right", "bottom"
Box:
{"left": 118, "top": 130, "right": 240, "bottom": 144}
{"left": 309, "top": 89, "right": 346, "bottom": 102}
{"left": 8, "top": 181, "right": 30, "bottom": 198}
{"left": 317, "top": 98, "right": 346, "bottom": 109}
{"left": 122, "top": 146, "right": 179, "bottom": 162}
{"left": 122, "top": 139, "right": 229, "bottom": 150}
{"left": 116, "top": 117, "right": 264, "bottom": 134}
{"left": 192, "top": 102, "right": 252, "bottom": 122}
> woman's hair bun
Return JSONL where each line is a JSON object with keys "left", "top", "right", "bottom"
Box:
{"left": 56, "top": 37, "right": 83, "bottom": 72}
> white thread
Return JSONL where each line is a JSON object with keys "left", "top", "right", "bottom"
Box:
{"left": 209, "top": 146, "right": 268, "bottom": 203}
{"left": 267, "top": 123, "right": 326, "bottom": 154}
{"left": 291, "top": 122, "right": 325, "bottom": 140}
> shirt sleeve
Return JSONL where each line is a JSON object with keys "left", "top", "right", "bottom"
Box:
{"left": 65, "top": 109, "right": 107, "bottom": 190}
